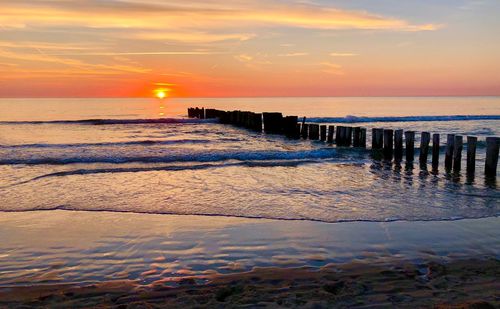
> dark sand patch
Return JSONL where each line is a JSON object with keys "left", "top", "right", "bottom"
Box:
{"left": 0, "top": 258, "right": 498, "bottom": 308}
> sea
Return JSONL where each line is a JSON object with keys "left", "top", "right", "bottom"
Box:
{"left": 0, "top": 96, "right": 499, "bottom": 287}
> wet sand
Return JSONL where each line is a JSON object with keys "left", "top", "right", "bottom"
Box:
{"left": 0, "top": 211, "right": 499, "bottom": 307}
{"left": 1, "top": 257, "right": 498, "bottom": 308}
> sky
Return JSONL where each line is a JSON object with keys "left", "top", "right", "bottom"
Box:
{"left": 0, "top": 0, "right": 499, "bottom": 97}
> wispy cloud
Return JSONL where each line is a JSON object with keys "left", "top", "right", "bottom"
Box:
{"left": 278, "top": 52, "right": 308, "bottom": 57}
{"left": 329, "top": 52, "right": 358, "bottom": 57}
{"left": 320, "top": 62, "right": 344, "bottom": 75}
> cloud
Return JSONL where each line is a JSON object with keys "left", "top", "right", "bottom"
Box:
{"left": 278, "top": 52, "right": 308, "bottom": 57}
{"left": 0, "top": 1, "right": 439, "bottom": 33}
{"left": 329, "top": 52, "right": 358, "bottom": 57}
{"left": 320, "top": 62, "right": 344, "bottom": 75}
{"left": 234, "top": 54, "right": 253, "bottom": 62}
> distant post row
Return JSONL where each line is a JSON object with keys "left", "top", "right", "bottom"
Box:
{"left": 187, "top": 107, "right": 499, "bottom": 177}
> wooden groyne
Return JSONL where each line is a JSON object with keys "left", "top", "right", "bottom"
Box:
{"left": 188, "top": 107, "right": 499, "bottom": 177}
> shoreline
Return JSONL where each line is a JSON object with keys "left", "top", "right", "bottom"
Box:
{"left": 1, "top": 211, "right": 499, "bottom": 306}
{"left": 1, "top": 257, "right": 498, "bottom": 307}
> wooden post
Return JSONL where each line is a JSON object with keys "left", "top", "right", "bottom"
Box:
{"left": 353, "top": 127, "right": 361, "bottom": 147}
{"left": 432, "top": 134, "right": 440, "bottom": 170}
{"left": 301, "top": 123, "right": 309, "bottom": 139}
{"left": 453, "top": 135, "right": 463, "bottom": 173}
{"left": 419, "top": 132, "right": 431, "bottom": 165}
{"left": 405, "top": 131, "right": 415, "bottom": 162}
{"left": 485, "top": 137, "right": 500, "bottom": 177}
{"left": 283, "top": 116, "right": 298, "bottom": 138}
{"left": 394, "top": 129, "right": 403, "bottom": 162}
{"left": 336, "top": 126, "right": 343, "bottom": 145}
{"left": 372, "top": 128, "right": 383, "bottom": 150}
{"left": 345, "top": 127, "right": 353, "bottom": 146}
{"left": 320, "top": 125, "right": 327, "bottom": 141}
{"left": 200, "top": 107, "right": 205, "bottom": 119}
{"left": 253, "top": 113, "right": 262, "bottom": 131}
{"left": 360, "top": 128, "right": 367, "bottom": 148}
{"left": 262, "top": 112, "right": 283, "bottom": 134}
{"left": 309, "top": 124, "right": 320, "bottom": 140}
{"left": 327, "top": 126, "right": 335, "bottom": 143}
{"left": 383, "top": 129, "right": 394, "bottom": 159}
{"left": 445, "top": 134, "right": 455, "bottom": 171}
{"left": 466, "top": 136, "right": 477, "bottom": 176}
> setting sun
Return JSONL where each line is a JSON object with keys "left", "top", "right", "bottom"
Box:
{"left": 155, "top": 90, "right": 167, "bottom": 99}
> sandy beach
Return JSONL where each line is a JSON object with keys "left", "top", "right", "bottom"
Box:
{"left": 1, "top": 257, "right": 498, "bottom": 307}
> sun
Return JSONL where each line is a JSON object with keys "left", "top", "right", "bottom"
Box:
{"left": 155, "top": 89, "right": 167, "bottom": 99}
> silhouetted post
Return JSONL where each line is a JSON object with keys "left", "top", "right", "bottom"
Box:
{"left": 320, "top": 125, "right": 327, "bottom": 141}
{"left": 372, "top": 128, "right": 383, "bottom": 150}
{"left": 345, "top": 127, "right": 353, "bottom": 146}
{"left": 383, "top": 129, "right": 394, "bottom": 159}
{"left": 419, "top": 132, "right": 431, "bottom": 165}
{"left": 360, "top": 128, "right": 367, "bottom": 148}
{"left": 336, "top": 126, "right": 343, "bottom": 145}
{"left": 283, "top": 116, "right": 298, "bottom": 138}
{"left": 327, "top": 126, "right": 335, "bottom": 143}
{"left": 432, "top": 134, "right": 440, "bottom": 170}
{"left": 353, "top": 127, "right": 361, "bottom": 147}
{"left": 453, "top": 135, "right": 463, "bottom": 173}
{"left": 485, "top": 137, "right": 500, "bottom": 177}
{"left": 394, "top": 129, "right": 403, "bottom": 162}
{"left": 466, "top": 136, "right": 477, "bottom": 176}
{"left": 309, "top": 124, "right": 320, "bottom": 140}
{"left": 405, "top": 131, "right": 415, "bottom": 162}
{"left": 301, "top": 123, "right": 309, "bottom": 139}
{"left": 262, "top": 112, "right": 283, "bottom": 134}
{"left": 253, "top": 113, "right": 263, "bottom": 131}
{"left": 445, "top": 134, "right": 455, "bottom": 171}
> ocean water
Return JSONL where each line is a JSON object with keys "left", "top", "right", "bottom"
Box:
{"left": 0, "top": 97, "right": 499, "bottom": 289}
{"left": 0, "top": 97, "right": 499, "bottom": 222}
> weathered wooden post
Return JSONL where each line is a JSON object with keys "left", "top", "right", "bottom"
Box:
{"left": 419, "top": 132, "right": 431, "bottom": 165}
{"left": 345, "top": 127, "right": 353, "bottom": 146}
{"left": 253, "top": 113, "right": 263, "bottom": 131}
{"left": 262, "top": 112, "right": 283, "bottom": 134}
{"left": 320, "top": 125, "right": 327, "bottom": 141}
{"left": 309, "top": 124, "right": 320, "bottom": 140}
{"left": 372, "top": 128, "right": 383, "bottom": 150}
{"left": 485, "top": 137, "right": 500, "bottom": 177}
{"left": 200, "top": 107, "right": 205, "bottom": 119}
{"left": 453, "top": 135, "right": 463, "bottom": 173}
{"left": 383, "top": 129, "right": 394, "bottom": 159}
{"left": 301, "top": 123, "right": 309, "bottom": 139}
{"left": 444, "top": 134, "right": 455, "bottom": 171}
{"left": 327, "top": 126, "right": 335, "bottom": 143}
{"left": 360, "top": 128, "right": 367, "bottom": 148}
{"left": 394, "top": 129, "right": 403, "bottom": 162}
{"left": 283, "top": 116, "right": 298, "bottom": 138}
{"left": 405, "top": 131, "right": 415, "bottom": 162}
{"left": 336, "top": 126, "right": 343, "bottom": 145}
{"left": 432, "top": 134, "right": 440, "bottom": 170}
{"left": 466, "top": 136, "right": 477, "bottom": 176}
{"left": 353, "top": 127, "right": 361, "bottom": 147}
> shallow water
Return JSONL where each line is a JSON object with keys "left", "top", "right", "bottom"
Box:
{"left": 0, "top": 211, "right": 498, "bottom": 287}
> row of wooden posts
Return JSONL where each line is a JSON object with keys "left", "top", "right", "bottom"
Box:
{"left": 187, "top": 107, "right": 499, "bottom": 177}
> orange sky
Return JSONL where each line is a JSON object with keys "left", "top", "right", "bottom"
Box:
{"left": 0, "top": 0, "right": 499, "bottom": 97}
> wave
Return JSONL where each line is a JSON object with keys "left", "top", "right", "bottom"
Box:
{"left": 0, "top": 148, "right": 367, "bottom": 165}
{"left": 1, "top": 207, "right": 497, "bottom": 224}
{"left": 0, "top": 139, "right": 215, "bottom": 149}
{"left": 2, "top": 159, "right": 347, "bottom": 189}
{"left": 0, "top": 118, "right": 217, "bottom": 125}
{"left": 307, "top": 115, "right": 500, "bottom": 123}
